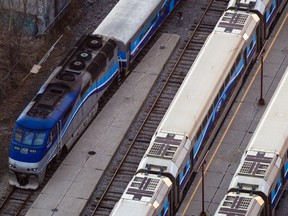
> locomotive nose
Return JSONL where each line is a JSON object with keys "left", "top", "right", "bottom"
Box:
{"left": 17, "top": 174, "right": 29, "bottom": 186}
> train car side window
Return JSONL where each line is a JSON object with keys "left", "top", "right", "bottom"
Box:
{"left": 225, "top": 74, "right": 230, "bottom": 86}
{"left": 183, "top": 164, "right": 187, "bottom": 174}
{"left": 152, "top": 15, "right": 158, "bottom": 24}
{"left": 208, "top": 105, "right": 213, "bottom": 117}
{"left": 220, "top": 84, "right": 225, "bottom": 95}
{"left": 202, "top": 116, "right": 207, "bottom": 131}
{"left": 236, "top": 54, "right": 241, "bottom": 65}
{"left": 250, "top": 40, "right": 253, "bottom": 49}
{"left": 196, "top": 128, "right": 201, "bottom": 140}
{"left": 14, "top": 127, "right": 23, "bottom": 143}
{"left": 230, "top": 65, "right": 235, "bottom": 77}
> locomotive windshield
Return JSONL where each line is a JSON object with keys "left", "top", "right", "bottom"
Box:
{"left": 13, "top": 127, "right": 46, "bottom": 146}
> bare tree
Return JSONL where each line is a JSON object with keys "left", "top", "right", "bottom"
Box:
{"left": 0, "top": 0, "right": 40, "bottom": 98}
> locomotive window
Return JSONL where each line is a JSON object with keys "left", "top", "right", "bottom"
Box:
{"left": 34, "top": 132, "right": 46, "bottom": 146}
{"left": 14, "top": 127, "right": 23, "bottom": 143}
{"left": 23, "top": 131, "right": 34, "bottom": 145}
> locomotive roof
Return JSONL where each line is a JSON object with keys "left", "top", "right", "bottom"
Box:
{"left": 246, "top": 67, "right": 288, "bottom": 157}
{"left": 16, "top": 87, "right": 78, "bottom": 130}
{"left": 93, "top": 0, "right": 162, "bottom": 45}
{"left": 158, "top": 11, "right": 259, "bottom": 140}
{"left": 16, "top": 35, "right": 117, "bottom": 130}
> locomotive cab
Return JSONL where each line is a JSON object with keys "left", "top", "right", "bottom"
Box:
{"left": 8, "top": 124, "right": 52, "bottom": 189}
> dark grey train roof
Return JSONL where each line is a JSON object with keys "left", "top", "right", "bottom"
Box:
{"left": 27, "top": 34, "right": 117, "bottom": 119}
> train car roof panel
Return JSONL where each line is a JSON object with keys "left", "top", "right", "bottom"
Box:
{"left": 111, "top": 174, "right": 172, "bottom": 216}
{"left": 215, "top": 10, "right": 260, "bottom": 36}
{"left": 215, "top": 192, "right": 264, "bottom": 216}
{"left": 93, "top": 0, "right": 162, "bottom": 44}
{"left": 247, "top": 67, "right": 288, "bottom": 156}
{"left": 147, "top": 132, "right": 185, "bottom": 159}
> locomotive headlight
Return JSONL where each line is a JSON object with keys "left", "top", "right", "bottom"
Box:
{"left": 9, "top": 163, "right": 15, "bottom": 168}
{"left": 31, "top": 168, "right": 38, "bottom": 172}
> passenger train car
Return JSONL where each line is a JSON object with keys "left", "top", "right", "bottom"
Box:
{"left": 94, "top": 0, "right": 181, "bottom": 70}
{"left": 214, "top": 66, "right": 288, "bottom": 216}
{"left": 8, "top": 0, "right": 181, "bottom": 189}
{"left": 111, "top": 0, "right": 286, "bottom": 215}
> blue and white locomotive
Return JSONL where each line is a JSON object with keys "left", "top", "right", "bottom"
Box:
{"left": 8, "top": 0, "right": 181, "bottom": 189}
{"left": 214, "top": 66, "right": 288, "bottom": 216}
{"left": 9, "top": 34, "right": 119, "bottom": 189}
{"left": 111, "top": 0, "right": 286, "bottom": 215}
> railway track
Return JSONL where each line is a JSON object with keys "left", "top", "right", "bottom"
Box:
{"left": 82, "top": 0, "right": 230, "bottom": 215}
{"left": 0, "top": 156, "right": 65, "bottom": 216}
{"left": 0, "top": 187, "right": 32, "bottom": 216}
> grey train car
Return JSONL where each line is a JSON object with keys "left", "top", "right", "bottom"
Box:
{"left": 1, "top": 0, "right": 71, "bottom": 35}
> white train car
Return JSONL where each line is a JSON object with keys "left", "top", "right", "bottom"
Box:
{"left": 110, "top": 173, "right": 173, "bottom": 216}
{"left": 215, "top": 66, "right": 288, "bottom": 216}
{"left": 93, "top": 0, "right": 180, "bottom": 70}
{"left": 136, "top": 10, "right": 260, "bottom": 212}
